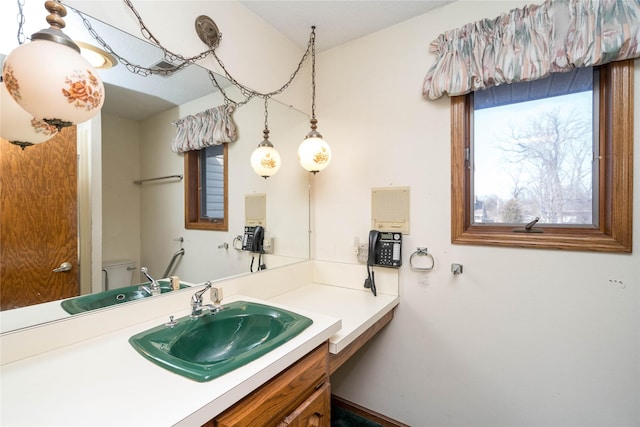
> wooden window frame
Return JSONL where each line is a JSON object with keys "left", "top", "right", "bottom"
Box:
{"left": 184, "top": 144, "right": 229, "bottom": 231}
{"left": 451, "top": 60, "right": 634, "bottom": 252}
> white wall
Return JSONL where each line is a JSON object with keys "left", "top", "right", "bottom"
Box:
{"left": 101, "top": 113, "right": 141, "bottom": 279}
{"left": 320, "top": 2, "right": 640, "bottom": 426}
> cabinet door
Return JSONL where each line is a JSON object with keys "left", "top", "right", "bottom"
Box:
{"left": 279, "top": 383, "right": 330, "bottom": 427}
{"left": 214, "top": 343, "right": 329, "bottom": 427}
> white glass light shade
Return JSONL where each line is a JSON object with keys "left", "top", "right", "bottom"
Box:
{"left": 251, "top": 144, "right": 281, "bottom": 178}
{"left": 298, "top": 135, "right": 331, "bottom": 173}
{"left": 1, "top": 81, "right": 58, "bottom": 148}
{"left": 3, "top": 38, "right": 105, "bottom": 128}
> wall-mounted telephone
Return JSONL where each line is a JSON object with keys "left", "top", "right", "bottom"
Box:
{"left": 368, "top": 230, "right": 402, "bottom": 268}
{"left": 243, "top": 225, "right": 266, "bottom": 273}
{"left": 364, "top": 230, "right": 402, "bottom": 297}
{"left": 242, "top": 225, "right": 264, "bottom": 253}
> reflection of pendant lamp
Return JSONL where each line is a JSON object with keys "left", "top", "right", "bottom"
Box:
{"left": 2, "top": 1, "right": 104, "bottom": 131}
{"left": 1, "top": 80, "right": 58, "bottom": 150}
{"left": 251, "top": 99, "right": 281, "bottom": 178}
{"left": 298, "top": 27, "right": 331, "bottom": 174}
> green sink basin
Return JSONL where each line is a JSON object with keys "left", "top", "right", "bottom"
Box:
{"left": 128, "top": 301, "right": 313, "bottom": 382}
{"left": 60, "top": 280, "right": 190, "bottom": 314}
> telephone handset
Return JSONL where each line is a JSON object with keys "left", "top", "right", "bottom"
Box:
{"left": 364, "top": 230, "right": 402, "bottom": 297}
{"left": 243, "top": 225, "right": 266, "bottom": 273}
{"left": 242, "top": 225, "right": 264, "bottom": 253}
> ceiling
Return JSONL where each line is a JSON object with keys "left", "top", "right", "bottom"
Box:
{"left": 239, "top": 1, "right": 454, "bottom": 52}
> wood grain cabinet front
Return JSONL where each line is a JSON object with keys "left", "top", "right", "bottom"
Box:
{"left": 278, "top": 382, "right": 330, "bottom": 427}
{"left": 208, "top": 342, "right": 330, "bottom": 427}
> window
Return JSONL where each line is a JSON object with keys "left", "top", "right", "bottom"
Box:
{"left": 185, "top": 144, "right": 228, "bottom": 231}
{"left": 451, "top": 60, "right": 633, "bottom": 252}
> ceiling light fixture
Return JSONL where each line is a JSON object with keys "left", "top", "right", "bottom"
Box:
{"left": 298, "top": 27, "right": 331, "bottom": 174}
{"left": 250, "top": 98, "right": 281, "bottom": 178}
{"left": 75, "top": 41, "right": 117, "bottom": 70}
{"left": 2, "top": 0, "right": 105, "bottom": 131}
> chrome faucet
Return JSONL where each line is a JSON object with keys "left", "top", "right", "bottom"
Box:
{"left": 190, "top": 281, "right": 223, "bottom": 318}
{"left": 140, "top": 267, "right": 161, "bottom": 296}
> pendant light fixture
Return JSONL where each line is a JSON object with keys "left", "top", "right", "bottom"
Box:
{"left": 2, "top": 0, "right": 104, "bottom": 131}
{"left": 298, "top": 26, "right": 331, "bottom": 174}
{"left": 1, "top": 79, "right": 58, "bottom": 149}
{"left": 250, "top": 98, "right": 281, "bottom": 178}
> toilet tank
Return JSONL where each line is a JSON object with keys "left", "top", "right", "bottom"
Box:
{"left": 102, "top": 260, "right": 137, "bottom": 290}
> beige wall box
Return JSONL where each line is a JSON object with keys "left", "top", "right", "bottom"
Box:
{"left": 245, "top": 193, "right": 266, "bottom": 227}
{"left": 371, "top": 187, "right": 410, "bottom": 233}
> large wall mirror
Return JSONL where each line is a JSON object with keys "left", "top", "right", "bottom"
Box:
{"left": 0, "top": 3, "right": 310, "bottom": 333}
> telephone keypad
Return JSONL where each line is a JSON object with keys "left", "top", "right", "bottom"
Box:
{"left": 377, "top": 241, "right": 401, "bottom": 267}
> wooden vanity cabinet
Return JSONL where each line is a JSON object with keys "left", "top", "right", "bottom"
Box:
{"left": 206, "top": 342, "right": 330, "bottom": 427}
{"left": 278, "top": 382, "right": 330, "bottom": 426}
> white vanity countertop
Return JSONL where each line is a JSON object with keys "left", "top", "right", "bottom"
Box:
{"left": 0, "top": 299, "right": 70, "bottom": 333}
{"left": 0, "top": 283, "right": 398, "bottom": 427}
{"left": 269, "top": 283, "right": 399, "bottom": 354}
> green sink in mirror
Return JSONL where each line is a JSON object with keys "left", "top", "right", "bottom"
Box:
{"left": 60, "top": 280, "right": 190, "bottom": 314}
{"left": 128, "top": 301, "right": 313, "bottom": 382}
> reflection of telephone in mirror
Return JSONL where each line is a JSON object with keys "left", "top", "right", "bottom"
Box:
{"left": 242, "top": 225, "right": 266, "bottom": 272}
{"left": 364, "top": 230, "right": 402, "bottom": 296}
{"left": 242, "top": 225, "right": 264, "bottom": 253}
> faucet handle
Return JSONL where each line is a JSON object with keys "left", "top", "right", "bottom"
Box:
{"left": 192, "top": 281, "right": 212, "bottom": 303}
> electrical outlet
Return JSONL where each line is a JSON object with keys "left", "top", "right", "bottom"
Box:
{"left": 356, "top": 244, "right": 368, "bottom": 264}
{"left": 262, "top": 237, "right": 274, "bottom": 254}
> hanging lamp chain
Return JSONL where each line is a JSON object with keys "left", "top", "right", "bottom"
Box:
{"left": 16, "top": 0, "right": 26, "bottom": 45}
{"left": 16, "top": 0, "right": 318, "bottom": 112}
{"left": 208, "top": 26, "right": 315, "bottom": 107}
{"left": 74, "top": 1, "right": 316, "bottom": 109}
{"left": 264, "top": 98, "right": 269, "bottom": 131}
{"left": 310, "top": 26, "right": 317, "bottom": 120}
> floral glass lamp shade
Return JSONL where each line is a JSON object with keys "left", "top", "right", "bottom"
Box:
{"left": 298, "top": 119, "right": 331, "bottom": 173}
{"left": 251, "top": 130, "right": 281, "bottom": 178}
{"left": 2, "top": 1, "right": 104, "bottom": 130}
{"left": 1, "top": 81, "right": 58, "bottom": 149}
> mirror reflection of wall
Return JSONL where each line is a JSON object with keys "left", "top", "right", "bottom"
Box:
{"left": 0, "top": 3, "right": 310, "bottom": 333}
{"left": 102, "top": 86, "right": 311, "bottom": 287}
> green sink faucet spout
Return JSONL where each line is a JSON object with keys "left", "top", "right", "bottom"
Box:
{"left": 191, "top": 281, "right": 223, "bottom": 318}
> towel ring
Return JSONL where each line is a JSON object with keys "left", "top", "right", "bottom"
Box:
{"left": 409, "top": 247, "right": 435, "bottom": 271}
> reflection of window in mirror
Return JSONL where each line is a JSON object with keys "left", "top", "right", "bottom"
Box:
{"left": 185, "top": 144, "right": 228, "bottom": 230}
{"left": 451, "top": 60, "right": 633, "bottom": 252}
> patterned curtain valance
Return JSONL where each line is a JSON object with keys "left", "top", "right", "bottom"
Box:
{"left": 171, "top": 104, "right": 237, "bottom": 153}
{"left": 422, "top": 0, "right": 640, "bottom": 100}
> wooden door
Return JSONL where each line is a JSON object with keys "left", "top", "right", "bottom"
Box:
{"left": 0, "top": 126, "right": 79, "bottom": 310}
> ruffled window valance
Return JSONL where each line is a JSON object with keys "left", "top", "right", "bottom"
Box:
{"left": 171, "top": 104, "right": 237, "bottom": 153}
{"left": 422, "top": 0, "right": 640, "bottom": 100}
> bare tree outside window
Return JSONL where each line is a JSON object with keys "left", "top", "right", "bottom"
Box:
{"left": 473, "top": 87, "right": 594, "bottom": 225}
